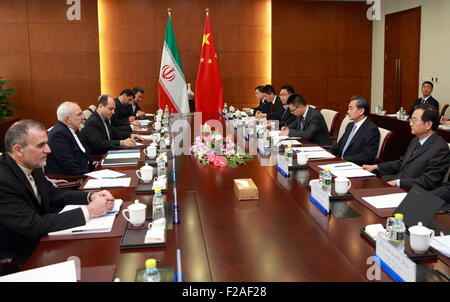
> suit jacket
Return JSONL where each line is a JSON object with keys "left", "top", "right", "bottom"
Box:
{"left": 45, "top": 122, "right": 94, "bottom": 175}
{"left": 0, "top": 153, "right": 88, "bottom": 266}
{"left": 329, "top": 118, "right": 380, "bottom": 165}
{"left": 253, "top": 99, "right": 270, "bottom": 114}
{"left": 81, "top": 111, "right": 131, "bottom": 155}
{"left": 265, "top": 96, "right": 284, "bottom": 119}
{"left": 407, "top": 95, "right": 439, "bottom": 116}
{"left": 287, "top": 106, "right": 331, "bottom": 146}
{"left": 268, "top": 105, "right": 296, "bottom": 128}
{"left": 130, "top": 101, "right": 142, "bottom": 116}
{"left": 111, "top": 98, "right": 132, "bottom": 128}
{"left": 378, "top": 132, "right": 450, "bottom": 190}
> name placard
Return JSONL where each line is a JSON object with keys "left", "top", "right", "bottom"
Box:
{"left": 310, "top": 180, "right": 330, "bottom": 214}
{"left": 375, "top": 233, "right": 416, "bottom": 282}
{"left": 276, "top": 154, "right": 290, "bottom": 177}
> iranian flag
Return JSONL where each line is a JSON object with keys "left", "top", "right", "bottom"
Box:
{"left": 158, "top": 11, "right": 189, "bottom": 113}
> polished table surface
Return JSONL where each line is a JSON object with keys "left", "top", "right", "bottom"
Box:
{"left": 23, "top": 114, "right": 450, "bottom": 282}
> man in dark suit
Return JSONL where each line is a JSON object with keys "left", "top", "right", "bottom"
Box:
{"left": 407, "top": 81, "right": 439, "bottom": 116}
{"left": 46, "top": 101, "right": 94, "bottom": 175}
{"left": 81, "top": 94, "right": 143, "bottom": 156}
{"left": 243, "top": 85, "right": 268, "bottom": 115}
{"left": 280, "top": 94, "right": 330, "bottom": 146}
{"left": 0, "top": 120, "right": 114, "bottom": 268}
{"left": 364, "top": 104, "right": 450, "bottom": 190}
{"left": 257, "top": 85, "right": 296, "bottom": 128}
{"left": 111, "top": 89, "right": 141, "bottom": 130}
{"left": 130, "top": 86, "right": 146, "bottom": 118}
{"left": 254, "top": 84, "right": 283, "bottom": 118}
{"left": 329, "top": 96, "right": 380, "bottom": 165}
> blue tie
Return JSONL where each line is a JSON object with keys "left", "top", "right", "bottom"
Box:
{"left": 341, "top": 124, "right": 357, "bottom": 157}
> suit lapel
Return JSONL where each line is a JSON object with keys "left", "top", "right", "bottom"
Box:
{"left": 346, "top": 119, "right": 368, "bottom": 151}
{"left": 5, "top": 154, "right": 43, "bottom": 211}
{"left": 404, "top": 133, "right": 436, "bottom": 165}
{"left": 32, "top": 169, "right": 49, "bottom": 212}
{"left": 94, "top": 111, "right": 110, "bottom": 140}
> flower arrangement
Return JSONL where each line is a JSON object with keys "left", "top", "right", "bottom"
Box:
{"left": 190, "top": 132, "right": 253, "bottom": 168}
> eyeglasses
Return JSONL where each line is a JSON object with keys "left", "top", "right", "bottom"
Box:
{"left": 409, "top": 118, "right": 422, "bottom": 124}
{"left": 290, "top": 105, "right": 299, "bottom": 113}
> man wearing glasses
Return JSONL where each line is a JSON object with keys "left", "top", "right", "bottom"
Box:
{"left": 363, "top": 104, "right": 449, "bottom": 190}
{"left": 280, "top": 94, "right": 330, "bottom": 146}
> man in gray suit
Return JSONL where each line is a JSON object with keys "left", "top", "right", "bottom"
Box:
{"left": 280, "top": 94, "right": 330, "bottom": 146}
{"left": 363, "top": 104, "right": 450, "bottom": 190}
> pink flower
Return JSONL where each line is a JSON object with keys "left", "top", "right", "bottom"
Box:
{"left": 208, "top": 153, "right": 216, "bottom": 163}
{"left": 214, "top": 155, "right": 227, "bottom": 167}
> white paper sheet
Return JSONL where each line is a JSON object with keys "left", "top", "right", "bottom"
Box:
{"left": 293, "top": 146, "right": 336, "bottom": 159}
{"left": 362, "top": 193, "right": 407, "bottom": 209}
{"left": 0, "top": 260, "right": 77, "bottom": 282}
{"left": 105, "top": 151, "right": 141, "bottom": 159}
{"left": 84, "top": 169, "right": 125, "bottom": 179}
{"left": 140, "top": 135, "right": 154, "bottom": 140}
{"left": 83, "top": 178, "right": 131, "bottom": 189}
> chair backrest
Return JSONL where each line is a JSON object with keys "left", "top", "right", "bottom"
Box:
{"left": 376, "top": 127, "right": 393, "bottom": 162}
{"left": 337, "top": 115, "right": 351, "bottom": 141}
{"left": 83, "top": 109, "right": 92, "bottom": 119}
{"left": 440, "top": 103, "right": 449, "bottom": 118}
{"left": 320, "top": 109, "right": 340, "bottom": 136}
{"left": 443, "top": 143, "right": 450, "bottom": 184}
{"left": 47, "top": 126, "right": 54, "bottom": 132}
{"left": 88, "top": 105, "right": 97, "bottom": 113}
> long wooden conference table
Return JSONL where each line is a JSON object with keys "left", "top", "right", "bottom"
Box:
{"left": 22, "top": 113, "right": 450, "bottom": 282}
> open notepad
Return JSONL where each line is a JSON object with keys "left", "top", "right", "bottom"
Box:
{"left": 318, "top": 162, "right": 375, "bottom": 178}
{"left": 48, "top": 199, "right": 123, "bottom": 236}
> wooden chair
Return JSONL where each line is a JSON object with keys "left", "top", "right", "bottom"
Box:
{"left": 88, "top": 105, "right": 97, "bottom": 113}
{"left": 375, "top": 127, "right": 393, "bottom": 163}
{"left": 83, "top": 109, "right": 92, "bottom": 119}
{"left": 440, "top": 104, "right": 448, "bottom": 118}
{"left": 320, "top": 109, "right": 340, "bottom": 136}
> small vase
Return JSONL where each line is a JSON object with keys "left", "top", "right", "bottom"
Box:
{"left": 187, "top": 83, "right": 194, "bottom": 100}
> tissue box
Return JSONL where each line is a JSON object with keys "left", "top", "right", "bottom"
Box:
{"left": 234, "top": 178, "right": 258, "bottom": 200}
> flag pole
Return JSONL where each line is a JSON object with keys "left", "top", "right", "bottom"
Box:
{"left": 168, "top": 8, "right": 171, "bottom": 17}
{"left": 206, "top": 8, "right": 209, "bottom": 16}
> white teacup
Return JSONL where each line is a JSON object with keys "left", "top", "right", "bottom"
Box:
{"left": 297, "top": 152, "right": 309, "bottom": 165}
{"left": 408, "top": 222, "right": 435, "bottom": 254}
{"left": 144, "top": 145, "right": 157, "bottom": 159}
{"left": 136, "top": 164, "right": 153, "bottom": 183}
{"left": 334, "top": 176, "right": 351, "bottom": 195}
{"left": 122, "top": 200, "right": 147, "bottom": 227}
{"left": 153, "top": 121, "right": 161, "bottom": 131}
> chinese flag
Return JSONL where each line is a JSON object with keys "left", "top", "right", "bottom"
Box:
{"left": 195, "top": 13, "right": 224, "bottom": 113}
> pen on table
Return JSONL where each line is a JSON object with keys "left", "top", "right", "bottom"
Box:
{"left": 334, "top": 164, "right": 353, "bottom": 168}
{"left": 433, "top": 267, "right": 450, "bottom": 281}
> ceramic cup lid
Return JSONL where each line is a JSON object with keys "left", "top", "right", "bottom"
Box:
{"left": 408, "top": 222, "right": 432, "bottom": 236}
